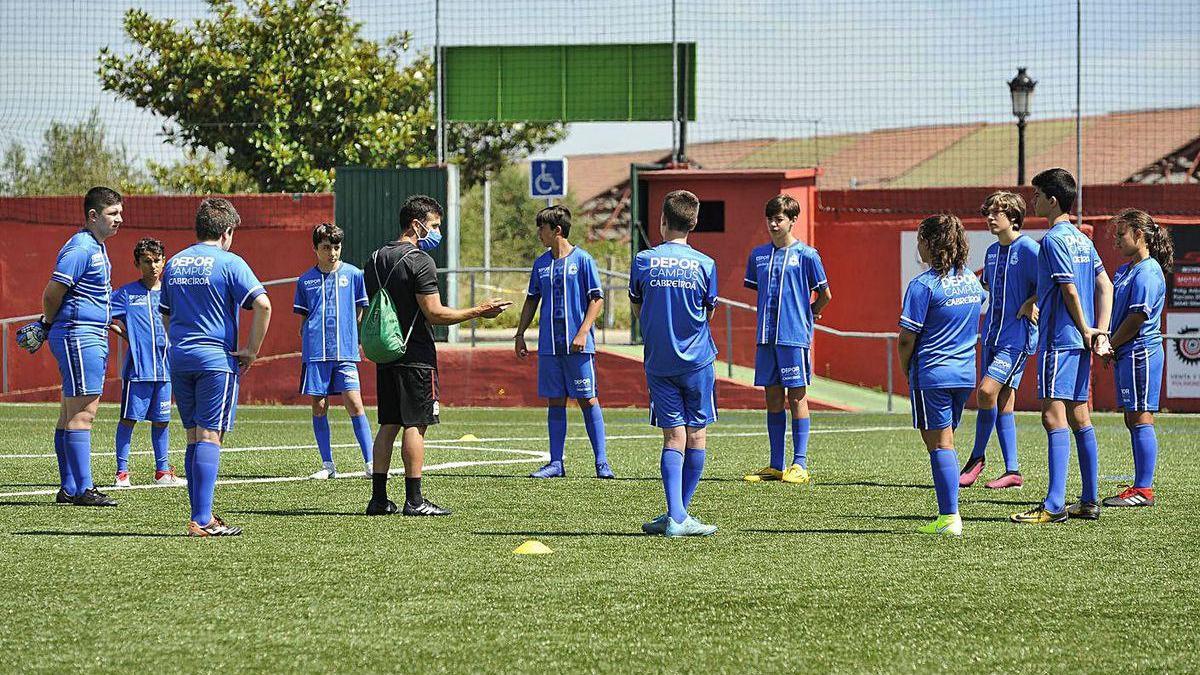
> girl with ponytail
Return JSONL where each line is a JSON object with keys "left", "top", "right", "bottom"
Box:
{"left": 1100, "top": 208, "right": 1172, "bottom": 507}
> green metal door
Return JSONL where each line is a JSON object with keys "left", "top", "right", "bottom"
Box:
{"left": 334, "top": 165, "right": 461, "bottom": 340}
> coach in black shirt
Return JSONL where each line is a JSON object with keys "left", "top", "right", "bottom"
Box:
{"left": 364, "top": 195, "right": 510, "bottom": 516}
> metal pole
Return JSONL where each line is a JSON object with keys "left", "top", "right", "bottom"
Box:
{"left": 469, "top": 271, "right": 476, "bottom": 347}
{"left": 2, "top": 323, "right": 8, "bottom": 394}
{"left": 670, "top": 0, "right": 678, "bottom": 162}
{"left": 725, "top": 304, "right": 733, "bottom": 378}
{"left": 886, "top": 337, "right": 894, "bottom": 413}
{"left": 434, "top": 0, "right": 444, "bottom": 165}
{"left": 1075, "top": 0, "right": 1083, "bottom": 223}
{"left": 483, "top": 176, "right": 491, "bottom": 288}
{"left": 1017, "top": 118, "right": 1027, "bottom": 185}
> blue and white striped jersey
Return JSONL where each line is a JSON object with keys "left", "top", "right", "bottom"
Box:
{"left": 527, "top": 246, "right": 604, "bottom": 356}
{"left": 1036, "top": 221, "right": 1105, "bottom": 351}
{"left": 293, "top": 263, "right": 368, "bottom": 362}
{"left": 111, "top": 280, "right": 169, "bottom": 381}
{"left": 981, "top": 235, "right": 1039, "bottom": 353}
{"left": 49, "top": 229, "right": 111, "bottom": 340}
{"left": 1110, "top": 258, "right": 1166, "bottom": 357}
{"left": 743, "top": 241, "right": 828, "bottom": 347}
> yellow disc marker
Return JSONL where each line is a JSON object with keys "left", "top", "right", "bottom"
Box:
{"left": 457, "top": 433, "right": 480, "bottom": 442}
{"left": 513, "top": 540, "right": 554, "bottom": 555}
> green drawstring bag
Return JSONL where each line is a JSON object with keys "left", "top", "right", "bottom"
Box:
{"left": 360, "top": 250, "right": 418, "bottom": 363}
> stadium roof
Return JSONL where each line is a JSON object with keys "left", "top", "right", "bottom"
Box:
{"left": 567, "top": 106, "right": 1200, "bottom": 209}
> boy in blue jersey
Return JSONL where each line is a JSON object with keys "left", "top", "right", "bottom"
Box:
{"left": 629, "top": 190, "right": 720, "bottom": 537}
{"left": 109, "top": 238, "right": 185, "bottom": 488}
{"left": 742, "top": 194, "right": 831, "bottom": 485}
{"left": 162, "top": 198, "right": 272, "bottom": 537}
{"left": 294, "top": 223, "right": 373, "bottom": 480}
{"left": 1099, "top": 209, "right": 1171, "bottom": 508}
{"left": 514, "top": 205, "right": 613, "bottom": 479}
{"left": 18, "top": 187, "right": 122, "bottom": 506}
{"left": 898, "top": 214, "right": 984, "bottom": 537}
{"left": 1012, "top": 168, "right": 1113, "bottom": 524}
{"left": 959, "top": 192, "right": 1038, "bottom": 490}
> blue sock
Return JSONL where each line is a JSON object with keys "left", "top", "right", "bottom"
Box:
{"left": 682, "top": 448, "right": 706, "bottom": 507}
{"left": 997, "top": 412, "right": 1019, "bottom": 473}
{"left": 1132, "top": 424, "right": 1158, "bottom": 489}
{"left": 547, "top": 406, "right": 567, "bottom": 464}
{"left": 660, "top": 448, "right": 686, "bottom": 523}
{"left": 184, "top": 443, "right": 197, "bottom": 504}
{"left": 114, "top": 423, "right": 134, "bottom": 473}
{"left": 582, "top": 404, "right": 607, "bottom": 464}
{"left": 312, "top": 415, "right": 333, "bottom": 464}
{"left": 151, "top": 425, "right": 170, "bottom": 472}
{"left": 350, "top": 414, "right": 373, "bottom": 463}
{"left": 191, "top": 441, "right": 221, "bottom": 525}
{"left": 1074, "top": 426, "right": 1099, "bottom": 503}
{"left": 1044, "top": 428, "right": 1071, "bottom": 512}
{"left": 971, "top": 407, "right": 997, "bottom": 460}
{"left": 54, "top": 429, "right": 75, "bottom": 494}
{"left": 767, "top": 411, "right": 786, "bottom": 470}
{"left": 791, "top": 417, "right": 810, "bottom": 468}
{"left": 63, "top": 429, "right": 93, "bottom": 492}
{"left": 930, "top": 448, "right": 959, "bottom": 515}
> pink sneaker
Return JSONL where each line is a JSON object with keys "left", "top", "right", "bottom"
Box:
{"left": 958, "top": 456, "right": 985, "bottom": 487}
{"left": 984, "top": 471, "right": 1024, "bottom": 489}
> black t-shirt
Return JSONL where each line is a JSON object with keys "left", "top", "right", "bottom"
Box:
{"left": 364, "top": 241, "right": 440, "bottom": 369}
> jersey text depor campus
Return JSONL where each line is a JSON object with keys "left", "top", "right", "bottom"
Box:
{"left": 629, "top": 242, "right": 718, "bottom": 377}
{"left": 900, "top": 267, "right": 983, "bottom": 389}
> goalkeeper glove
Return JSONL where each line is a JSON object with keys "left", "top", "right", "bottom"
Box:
{"left": 16, "top": 318, "right": 49, "bottom": 354}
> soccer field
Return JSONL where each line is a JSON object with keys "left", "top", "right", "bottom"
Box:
{"left": 0, "top": 404, "right": 1196, "bottom": 673}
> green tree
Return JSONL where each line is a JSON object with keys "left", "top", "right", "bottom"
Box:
{"left": 0, "top": 110, "right": 150, "bottom": 196}
{"left": 148, "top": 148, "right": 258, "bottom": 194}
{"left": 97, "top": 0, "right": 564, "bottom": 193}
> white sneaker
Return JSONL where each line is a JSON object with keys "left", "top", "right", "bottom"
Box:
{"left": 310, "top": 462, "right": 336, "bottom": 480}
{"left": 155, "top": 468, "right": 187, "bottom": 486}
{"left": 364, "top": 461, "right": 373, "bottom": 477}
{"left": 115, "top": 471, "right": 132, "bottom": 488}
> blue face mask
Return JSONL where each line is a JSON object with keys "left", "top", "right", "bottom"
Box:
{"left": 418, "top": 223, "right": 442, "bottom": 252}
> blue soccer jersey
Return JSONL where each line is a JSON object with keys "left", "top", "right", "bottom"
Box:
{"left": 743, "top": 241, "right": 828, "bottom": 346}
{"left": 111, "top": 280, "right": 169, "bottom": 382}
{"left": 160, "top": 243, "right": 265, "bottom": 373}
{"left": 293, "top": 262, "right": 368, "bottom": 362}
{"left": 1037, "top": 221, "right": 1105, "bottom": 351}
{"left": 629, "top": 242, "right": 718, "bottom": 377}
{"left": 527, "top": 247, "right": 604, "bottom": 356}
{"left": 48, "top": 229, "right": 111, "bottom": 340}
{"left": 1111, "top": 258, "right": 1166, "bottom": 357}
{"left": 900, "top": 268, "right": 984, "bottom": 389}
{"left": 981, "top": 235, "right": 1039, "bottom": 352}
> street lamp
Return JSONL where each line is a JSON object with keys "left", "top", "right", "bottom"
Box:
{"left": 1008, "top": 67, "right": 1037, "bottom": 185}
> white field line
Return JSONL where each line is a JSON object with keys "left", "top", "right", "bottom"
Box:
{"left": 0, "top": 426, "right": 904, "bottom": 460}
{"left": 0, "top": 445, "right": 550, "bottom": 499}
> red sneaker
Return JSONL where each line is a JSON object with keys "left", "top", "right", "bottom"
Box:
{"left": 984, "top": 471, "right": 1024, "bottom": 489}
{"left": 958, "top": 456, "right": 985, "bottom": 487}
{"left": 1102, "top": 486, "right": 1154, "bottom": 507}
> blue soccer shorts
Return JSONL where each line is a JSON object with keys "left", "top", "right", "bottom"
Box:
{"left": 300, "top": 361, "right": 361, "bottom": 397}
{"left": 647, "top": 364, "right": 717, "bottom": 429}
{"left": 538, "top": 353, "right": 598, "bottom": 399}
{"left": 1115, "top": 344, "right": 1163, "bottom": 412}
{"left": 980, "top": 345, "right": 1030, "bottom": 389}
{"left": 119, "top": 379, "right": 172, "bottom": 423}
{"left": 1038, "top": 348, "right": 1091, "bottom": 402}
{"left": 172, "top": 370, "right": 239, "bottom": 432}
{"left": 49, "top": 334, "right": 108, "bottom": 398}
{"left": 910, "top": 387, "right": 971, "bottom": 431}
{"left": 753, "top": 344, "right": 812, "bottom": 388}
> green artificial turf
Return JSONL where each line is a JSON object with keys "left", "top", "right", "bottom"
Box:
{"left": 0, "top": 404, "right": 1196, "bottom": 673}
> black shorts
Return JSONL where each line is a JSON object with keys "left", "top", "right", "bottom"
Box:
{"left": 377, "top": 365, "right": 440, "bottom": 427}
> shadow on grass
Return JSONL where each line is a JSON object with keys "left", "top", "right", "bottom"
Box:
{"left": 971, "top": 498, "right": 1041, "bottom": 507}
{"left": 13, "top": 530, "right": 184, "bottom": 538}
{"left": 819, "top": 481, "right": 932, "bottom": 490}
{"left": 228, "top": 508, "right": 361, "bottom": 517}
{"left": 0, "top": 500, "right": 58, "bottom": 507}
{"left": 436, "top": 473, "right": 742, "bottom": 483}
{"left": 742, "top": 527, "right": 896, "bottom": 536}
{"left": 473, "top": 530, "right": 649, "bottom": 538}
{"left": 849, "top": 513, "right": 1011, "bottom": 523}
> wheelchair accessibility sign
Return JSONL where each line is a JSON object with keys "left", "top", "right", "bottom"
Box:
{"left": 529, "top": 158, "right": 567, "bottom": 199}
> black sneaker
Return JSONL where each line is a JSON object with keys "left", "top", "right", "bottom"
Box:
{"left": 1067, "top": 500, "right": 1100, "bottom": 520}
{"left": 402, "top": 498, "right": 451, "bottom": 517}
{"left": 72, "top": 487, "right": 117, "bottom": 507}
{"left": 54, "top": 488, "right": 74, "bottom": 504}
{"left": 365, "top": 498, "right": 398, "bottom": 516}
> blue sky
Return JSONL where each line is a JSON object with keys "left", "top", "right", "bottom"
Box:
{"left": 0, "top": 0, "right": 1194, "bottom": 165}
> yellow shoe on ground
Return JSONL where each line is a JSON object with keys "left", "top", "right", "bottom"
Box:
{"left": 743, "top": 467, "right": 783, "bottom": 482}
{"left": 781, "top": 463, "right": 811, "bottom": 484}
{"left": 916, "top": 513, "right": 963, "bottom": 536}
